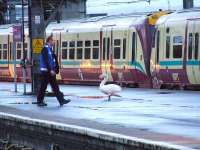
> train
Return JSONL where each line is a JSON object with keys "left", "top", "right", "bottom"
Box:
{"left": 0, "top": 9, "right": 200, "bottom": 89}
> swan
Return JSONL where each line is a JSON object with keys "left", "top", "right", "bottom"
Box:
{"left": 99, "top": 73, "right": 122, "bottom": 101}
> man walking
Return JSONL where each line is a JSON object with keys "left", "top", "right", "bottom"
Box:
{"left": 37, "top": 35, "right": 70, "bottom": 107}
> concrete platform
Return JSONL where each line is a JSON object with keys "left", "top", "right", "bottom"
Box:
{"left": 0, "top": 82, "right": 200, "bottom": 149}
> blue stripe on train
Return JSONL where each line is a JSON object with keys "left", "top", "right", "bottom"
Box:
{"left": 160, "top": 60, "right": 200, "bottom": 66}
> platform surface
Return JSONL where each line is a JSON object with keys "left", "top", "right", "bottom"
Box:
{"left": 0, "top": 82, "right": 199, "bottom": 149}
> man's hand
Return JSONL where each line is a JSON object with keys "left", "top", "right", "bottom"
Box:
{"left": 50, "top": 70, "right": 56, "bottom": 76}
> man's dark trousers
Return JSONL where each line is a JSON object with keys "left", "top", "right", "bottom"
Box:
{"left": 37, "top": 72, "right": 64, "bottom": 104}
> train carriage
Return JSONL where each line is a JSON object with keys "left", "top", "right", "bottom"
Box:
{"left": 151, "top": 9, "right": 200, "bottom": 89}
{"left": 0, "top": 24, "right": 31, "bottom": 82}
{"left": 46, "top": 14, "right": 158, "bottom": 87}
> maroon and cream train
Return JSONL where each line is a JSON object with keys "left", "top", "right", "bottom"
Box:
{"left": 0, "top": 9, "right": 200, "bottom": 89}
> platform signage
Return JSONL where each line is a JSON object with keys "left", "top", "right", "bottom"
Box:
{"left": 13, "top": 25, "right": 22, "bottom": 42}
{"left": 33, "top": 39, "right": 44, "bottom": 54}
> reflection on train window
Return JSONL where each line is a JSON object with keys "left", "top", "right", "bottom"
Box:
{"left": 195, "top": 33, "right": 199, "bottom": 60}
{"left": 173, "top": 45, "right": 182, "bottom": 58}
{"left": 69, "top": 41, "right": 75, "bottom": 47}
{"left": 166, "top": 36, "right": 170, "bottom": 59}
{"left": 93, "top": 48, "right": 99, "bottom": 59}
{"left": 114, "top": 39, "right": 121, "bottom": 59}
{"left": 62, "top": 49, "right": 67, "bottom": 59}
{"left": 85, "top": 41, "right": 91, "bottom": 47}
{"left": 188, "top": 33, "right": 193, "bottom": 60}
{"left": 62, "top": 41, "right": 68, "bottom": 47}
{"left": 77, "top": 41, "right": 83, "bottom": 47}
{"left": 69, "top": 49, "right": 75, "bottom": 60}
{"left": 123, "top": 38, "right": 126, "bottom": 59}
{"left": 93, "top": 40, "right": 99, "bottom": 47}
{"left": 77, "top": 48, "right": 83, "bottom": 59}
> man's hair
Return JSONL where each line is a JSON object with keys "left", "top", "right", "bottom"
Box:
{"left": 46, "top": 35, "right": 53, "bottom": 43}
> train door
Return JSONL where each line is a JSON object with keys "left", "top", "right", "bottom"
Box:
{"left": 101, "top": 26, "right": 113, "bottom": 81}
{"left": 187, "top": 20, "right": 200, "bottom": 84}
{"left": 53, "top": 33, "right": 62, "bottom": 79}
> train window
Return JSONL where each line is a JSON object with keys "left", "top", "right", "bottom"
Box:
{"left": 114, "top": 47, "right": 120, "bottom": 59}
{"left": 3, "top": 44, "right": 7, "bottom": 60}
{"left": 17, "top": 50, "right": 21, "bottom": 59}
{"left": 69, "top": 41, "right": 75, "bottom": 47}
{"left": 3, "top": 44, "right": 7, "bottom": 49}
{"left": 77, "top": 41, "right": 83, "bottom": 47}
{"left": 132, "top": 32, "right": 136, "bottom": 62}
{"left": 93, "top": 40, "right": 99, "bottom": 60}
{"left": 173, "top": 45, "right": 182, "bottom": 58}
{"left": 107, "top": 38, "right": 110, "bottom": 60}
{"left": 93, "top": 48, "right": 99, "bottom": 59}
{"left": 24, "top": 43, "right": 28, "bottom": 48}
{"left": 24, "top": 50, "right": 27, "bottom": 59}
{"left": 85, "top": 48, "right": 91, "bottom": 59}
{"left": 114, "top": 39, "right": 121, "bottom": 46}
{"left": 188, "top": 33, "right": 193, "bottom": 60}
{"left": 62, "top": 49, "right": 68, "bottom": 59}
{"left": 156, "top": 31, "right": 160, "bottom": 63}
{"left": 0, "top": 50, "right": 1, "bottom": 59}
{"left": 93, "top": 40, "right": 99, "bottom": 47}
{"left": 103, "top": 38, "right": 106, "bottom": 60}
{"left": 0, "top": 44, "right": 2, "bottom": 49}
{"left": 69, "top": 49, "right": 75, "bottom": 60}
{"left": 173, "top": 36, "right": 183, "bottom": 59}
{"left": 77, "top": 48, "right": 83, "bottom": 59}
{"left": 166, "top": 36, "right": 170, "bottom": 59}
{"left": 166, "top": 27, "right": 170, "bottom": 34}
{"left": 85, "top": 41, "right": 91, "bottom": 47}
{"left": 62, "top": 41, "right": 68, "bottom": 47}
{"left": 114, "top": 39, "right": 121, "bottom": 59}
{"left": 123, "top": 38, "right": 126, "bottom": 59}
{"left": 17, "top": 43, "right": 21, "bottom": 49}
{"left": 195, "top": 33, "right": 199, "bottom": 60}
{"left": 3, "top": 50, "right": 7, "bottom": 59}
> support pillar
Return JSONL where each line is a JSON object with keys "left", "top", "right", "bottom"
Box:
{"left": 29, "top": 0, "right": 45, "bottom": 94}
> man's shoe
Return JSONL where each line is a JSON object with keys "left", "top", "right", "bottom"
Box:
{"left": 37, "top": 102, "right": 47, "bottom": 107}
{"left": 60, "top": 99, "right": 71, "bottom": 107}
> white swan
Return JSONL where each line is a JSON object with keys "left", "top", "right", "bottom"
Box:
{"left": 99, "top": 73, "right": 122, "bottom": 101}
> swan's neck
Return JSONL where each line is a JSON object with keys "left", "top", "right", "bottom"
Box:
{"left": 100, "top": 77, "right": 107, "bottom": 87}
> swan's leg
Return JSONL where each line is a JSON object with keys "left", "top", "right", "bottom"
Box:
{"left": 108, "top": 95, "right": 111, "bottom": 101}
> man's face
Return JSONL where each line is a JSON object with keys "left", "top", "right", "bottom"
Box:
{"left": 49, "top": 38, "right": 54, "bottom": 47}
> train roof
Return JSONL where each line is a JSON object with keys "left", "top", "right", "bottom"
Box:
{"left": 156, "top": 8, "right": 200, "bottom": 25}
{"left": 0, "top": 24, "right": 29, "bottom": 35}
{"left": 0, "top": 24, "right": 13, "bottom": 35}
{"left": 46, "top": 14, "right": 148, "bottom": 34}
